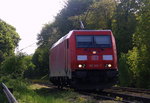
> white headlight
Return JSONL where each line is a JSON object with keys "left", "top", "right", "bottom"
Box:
{"left": 105, "top": 64, "right": 112, "bottom": 68}
{"left": 103, "top": 55, "right": 113, "bottom": 60}
{"left": 92, "top": 51, "right": 97, "bottom": 54}
{"left": 78, "top": 64, "right": 82, "bottom": 68}
{"left": 108, "top": 64, "right": 112, "bottom": 67}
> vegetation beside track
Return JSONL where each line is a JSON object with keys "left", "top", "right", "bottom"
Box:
{"left": 0, "top": 78, "right": 98, "bottom": 103}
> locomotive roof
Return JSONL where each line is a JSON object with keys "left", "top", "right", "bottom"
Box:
{"left": 50, "top": 30, "right": 112, "bottom": 49}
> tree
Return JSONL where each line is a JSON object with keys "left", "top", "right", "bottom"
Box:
{"left": 118, "top": 53, "right": 132, "bottom": 86}
{"left": 55, "top": 0, "right": 93, "bottom": 32}
{"left": 37, "top": 23, "right": 59, "bottom": 47}
{"left": 112, "top": 0, "right": 142, "bottom": 55}
{"left": 127, "top": 0, "right": 150, "bottom": 88}
{"left": 0, "top": 19, "right": 20, "bottom": 63}
{"left": 37, "top": 0, "right": 93, "bottom": 47}
{"left": 32, "top": 47, "right": 49, "bottom": 77}
{"left": 85, "top": 0, "right": 116, "bottom": 29}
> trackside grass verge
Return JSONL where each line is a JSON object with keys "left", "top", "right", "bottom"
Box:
{"left": 0, "top": 77, "right": 96, "bottom": 103}
{"left": 19, "top": 83, "right": 94, "bottom": 103}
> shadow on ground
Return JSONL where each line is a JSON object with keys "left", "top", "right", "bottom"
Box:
{"left": 34, "top": 87, "right": 70, "bottom": 98}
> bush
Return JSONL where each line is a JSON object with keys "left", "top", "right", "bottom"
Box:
{"left": 0, "top": 53, "right": 35, "bottom": 78}
{"left": 127, "top": 47, "right": 150, "bottom": 88}
{"left": 118, "top": 53, "right": 132, "bottom": 87}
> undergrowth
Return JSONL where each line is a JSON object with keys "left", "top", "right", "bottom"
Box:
{"left": 0, "top": 77, "right": 92, "bottom": 103}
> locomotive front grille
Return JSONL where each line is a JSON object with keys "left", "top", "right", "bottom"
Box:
{"left": 72, "top": 69, "right": 118, "bottom": 84}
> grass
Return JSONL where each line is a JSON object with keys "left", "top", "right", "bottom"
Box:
{"left": 0, "top": 77, "right": 83, "bottom": 103}
{"left": 17, "top": 83, "right": 90, "bottom": 103}
{"left": 1, "top": 78, "right": 119, "bottom": 103}
{"left": 0, "top": 78, "right": 119, "bottom": 103}
{"left": 7, "top": 78, "right": 92, "bottom": 103}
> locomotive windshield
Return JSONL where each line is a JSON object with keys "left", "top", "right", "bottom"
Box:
{"left": 76, "top": 35, "right": 111, "bottom": 48}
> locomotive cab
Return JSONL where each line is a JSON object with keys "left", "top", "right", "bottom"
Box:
{"left": 70, "top": 30, "right": 118, "bottom": 89}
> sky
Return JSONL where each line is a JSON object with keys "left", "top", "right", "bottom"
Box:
{"left": 0, "top": 0, "right": 67, "bottom": 54}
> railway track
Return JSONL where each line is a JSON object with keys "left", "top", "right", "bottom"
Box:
{"left": 79, "top": 91, "right": 132, "bottom": 103}
{"left": 31, "top": 81, "right": 150, "bottom": 102}
{"left": 105, "top": 87, "right": 150, "bottom": 102}
{"left": 110, "top": 87, "right": 150, "bottom": 94}
{"left": 104, "top": 90, "right": 150, "bottom": 102}
{"left": 78, "top": 87, "right": 150, "bottom": 103}
{"left": 79, "top": 90, "right": 150, "bottom": 103}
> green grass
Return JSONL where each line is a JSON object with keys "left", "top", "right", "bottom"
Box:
{"left": 17, "top": 83, "right": 89, "bottom": 103}
{"left": 19, "top": 85, "right": 70, "bottom": 103}
{"left": 0, "top": 78, "right": 95, "bottom": 103}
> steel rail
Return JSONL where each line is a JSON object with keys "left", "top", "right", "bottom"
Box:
{"left": 1, "top": 83, "right": 18, "bottom": 103}
{"left": 102, "top": 90, "right": 150, "bottom": 103}
{"left": 79, "top": 91, "right": 132, "bottom": 103}
{"left": 111, "top": 87, "right": 150, "bottom": 94}
{"left": 78, "top": 89, "right": 150, "bottom": 103}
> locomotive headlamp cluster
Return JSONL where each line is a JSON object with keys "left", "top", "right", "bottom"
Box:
{"left": 78, "top": 64, "right": 82, "bottom": 68}
{"left": 105, "top": 64, "right": 112, "bottom": 68}
{"left": 92, "top": 51, "right": 97, "bottom": 54}
{"left": 78, "top": 64, "right": 86, "bottom": 68}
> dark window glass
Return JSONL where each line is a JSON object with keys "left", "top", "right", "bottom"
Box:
{"left": 94, "top": 36, "right": 111, "bottom": 48}
{"left": 76, "top": 36, "right": 93, "bottom": 48}
{"left": 76, "top": 35, "right": 112, "bottom": 48}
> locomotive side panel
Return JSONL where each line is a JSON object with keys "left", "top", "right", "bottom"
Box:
{"left": 50, "top": 40, "right": 67, "bottom": 77}
{"left": 111, "top": 34, "right": 118, "bottom": 69}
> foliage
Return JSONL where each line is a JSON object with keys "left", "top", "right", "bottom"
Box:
{"left": 85, "top": 0, "right": 116, "bottom": 29}
{"left": 0, "top": 19, "right": 20, "bottom": 63}
{"left": 31, "top": 47, "right": 49, "bottom": 78}
{"left": 18, "top": 83, "right": 95, "bottom": 103}
{"left": 55, "top": 0, "right": 93, "bottom": 32}
{"left": 0, "top": 53, "right": 35, "bottom": 78}
{"left": 0, "top": 76, "right": 29, "bottom": 103}
{"left": 126, "top": 0, "right": 150, "bottom": 88}
{"left": 37, "top": 0, "right": 93, "bottom": 47}
{"left": 0, "top": 77, "right": 91, "bottom": 103}
{"left": 118, "top": 53, "right": 132, "bottom": 87}
{"left": 112, "top": 0, "right": 142, "bottom": 55}
{"left": 68, "top": 0, "right": 116, "bottom": 30}
{"left": 37, "top": 23, "right": 60, "bottom": 47}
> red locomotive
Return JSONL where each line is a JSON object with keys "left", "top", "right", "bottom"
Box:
{"left": 49, "top": 30, "right": 118, "bottom": 89}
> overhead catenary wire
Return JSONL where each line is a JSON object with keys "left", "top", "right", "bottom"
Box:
{"left": 17, "top": 42, "right": 37, "bottom": 52}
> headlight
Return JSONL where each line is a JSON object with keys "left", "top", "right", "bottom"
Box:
{"left": 78, "top": 64, "right": 86, "bottom": 68}
{"left": 92, "top": 51, "right": 97, "bottom": 54}
{"left": 78, "top": 64, "right": 82, "bottom": 68}
{"left": 108, "top": 64, "right": 112, "bottom": 67}
{"left": 105, "top": 64, "right": 112, "bottom": 68}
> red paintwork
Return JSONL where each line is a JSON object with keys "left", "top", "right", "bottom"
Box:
{"left": 49, "top": 30, "right": 118, "bottom": 77}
